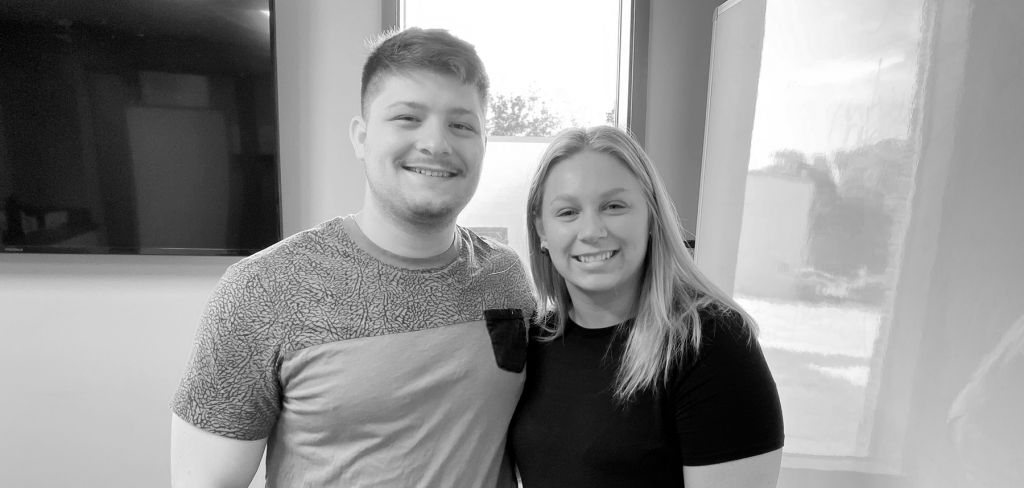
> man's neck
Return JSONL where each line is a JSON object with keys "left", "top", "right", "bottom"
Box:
{"left": 353, "top": 206, "right": 457, "bottom": 259}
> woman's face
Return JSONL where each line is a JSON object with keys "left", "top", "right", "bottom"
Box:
{"left": 536, "top": 150, "right": 650, "bottom": 304}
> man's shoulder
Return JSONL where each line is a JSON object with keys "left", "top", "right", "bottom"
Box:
{"left": 459, "top": 226, "right": 522, "bottom": 263}
{"left": 231, "top": 217, "right": 352, "bottom": 275}
{"left": 459, "top": 228, "right": 531, "bottom": 285}
{"left": 457, "top": 227, "right": 536, "bottom": 312}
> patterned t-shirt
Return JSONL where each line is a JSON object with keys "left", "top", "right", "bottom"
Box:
{"left": 172, "top": 216, "right": 535, "bottom": 487}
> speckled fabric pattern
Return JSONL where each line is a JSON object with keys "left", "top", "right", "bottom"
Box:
{"left": 172, "top": 216, "right": 535, "bottom": 461}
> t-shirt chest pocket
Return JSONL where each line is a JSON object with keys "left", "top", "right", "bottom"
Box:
{"left": 483, "top": 308, "right": 528, "bottom": 373}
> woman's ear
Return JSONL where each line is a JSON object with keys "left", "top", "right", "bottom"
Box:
{"left": 349, "top": 116, "right": 367, "bottom": 161}
{"left": 534, "top": 216, "right": 548, "bottom": 250}
{"left": 533, "top": 216, "right": 545, "bottom": 241}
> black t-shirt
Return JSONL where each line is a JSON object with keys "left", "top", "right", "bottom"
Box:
{"left": 509, "top": 309, "right": 784, "bottom": 487}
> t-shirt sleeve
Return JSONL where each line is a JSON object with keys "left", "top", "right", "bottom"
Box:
{"left": 671, "top": 310, "right": 785, "bottom": 466}
{"left": 171, "top": 262, "right": 282, "bottom": 440}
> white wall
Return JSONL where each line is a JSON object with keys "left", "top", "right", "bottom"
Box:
{"left": 0, "top": 1, "right": 378, "bottom": 486}
{"left": 0, "top": 256, "right": 236, "bottom": 486}
{"left": 276, "top": 0, "right": 371, "bottom": 234}
{"left": 897, "top": 0, "right": 1024, "bottom": 485}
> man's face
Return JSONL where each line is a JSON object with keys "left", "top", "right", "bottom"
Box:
{"left": 351, "top": 70, "right": 486, "bottom": 228}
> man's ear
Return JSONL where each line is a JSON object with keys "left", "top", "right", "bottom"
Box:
{"left": 349, "top": 115, "right": 367, "bottom": 161}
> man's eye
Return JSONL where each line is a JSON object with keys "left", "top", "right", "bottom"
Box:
{"left": 452, "top": 122, "right": 477, "bottom": 133}
{"left": 393, "top": 115, "right": 419, "bottom": 122}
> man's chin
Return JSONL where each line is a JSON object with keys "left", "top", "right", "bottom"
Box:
{"left": 402, "top": 202, "right": 466, "bottom": 227}
{"left": 369, "top": 185, "right": 472, "bottom": 229}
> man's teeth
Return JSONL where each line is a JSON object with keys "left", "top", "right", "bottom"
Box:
{"left": 576, "top": 251, "right": 615, "bottom": 263}
{"left": 410, "top": 168, "right": 452, "bottom": 177}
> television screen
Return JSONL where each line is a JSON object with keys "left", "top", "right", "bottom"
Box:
{"left": 0, "top": 0, "right": 281, "bottom": 255}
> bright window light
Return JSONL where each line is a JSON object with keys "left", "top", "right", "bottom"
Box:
{"left": 402, "top": 0, "right": 628, "bottom": 264}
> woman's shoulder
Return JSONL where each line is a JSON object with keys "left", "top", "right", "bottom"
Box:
{"left": 670, "top": 304, "right": 777, "bottom": 403}
{"left": 683, "top": 304, "right": 761, "bottom": 366}
{"left": 697, "top": 304, "right": 753, "bottom": 337}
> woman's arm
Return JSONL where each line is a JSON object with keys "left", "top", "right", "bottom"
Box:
{"left": 683, "top": 448, "right": 783, "bottom": 488}
{"left": 673, "top": 311, "right": 785, "bottom": 487}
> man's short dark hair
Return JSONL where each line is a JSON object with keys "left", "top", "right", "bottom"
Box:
{"left": 360, "top": 27, "right": 489, "bottom": 116}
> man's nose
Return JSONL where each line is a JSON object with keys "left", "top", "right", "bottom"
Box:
{"left": 416, "top": 120, "right": 452, "bottom": 157}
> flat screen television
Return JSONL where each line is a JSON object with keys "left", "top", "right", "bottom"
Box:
{"left": 0, "top": 0, "right": 281, "bottom": 256}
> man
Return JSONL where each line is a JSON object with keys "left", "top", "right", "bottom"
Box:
{"left": 170, "top": 28, "right": 534, "bottom": 487}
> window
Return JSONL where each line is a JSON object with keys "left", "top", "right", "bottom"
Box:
{"left": 398, "top": 0, "right": 637, "bottom": 263}
{"left": 698, "top": 0, "right": 928, "bottom": 473}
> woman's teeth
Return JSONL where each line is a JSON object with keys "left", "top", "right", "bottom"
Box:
{"left": 575, "top": 251, "right": 615, "bottom": 263}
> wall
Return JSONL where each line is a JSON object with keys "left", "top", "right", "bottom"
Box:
{"left": 275, "top": 0, "right": 370, "bottom": 235}
{"left": 899, "top": 0, "right": 1024, "bottom": 485}
{"left": 0, "top": 1, "right": 377, "bottom": 486}
{"left": 644, "top": 0, "right": 727, "bottom": 236}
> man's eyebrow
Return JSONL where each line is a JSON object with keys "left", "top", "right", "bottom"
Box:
{"left": 448, "top": 107, "right": 479, "bottom": 117}
{"left": 385, "top": 101, "right": 427, "bottom": 111}
{"left": 384, "top": 101, "right": 479, "bottom": 118}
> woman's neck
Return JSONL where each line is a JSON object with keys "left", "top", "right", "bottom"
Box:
{"left": 567, "top": 286, "right": 639, "bottom": 329}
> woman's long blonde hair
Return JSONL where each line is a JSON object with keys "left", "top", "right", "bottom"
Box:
{"left": 526, "top": 126, "right": 758, "bottom": 402}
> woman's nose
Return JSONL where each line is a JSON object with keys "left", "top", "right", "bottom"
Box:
{"left": 578, "top": 213, "right": 608, "bottom": 241}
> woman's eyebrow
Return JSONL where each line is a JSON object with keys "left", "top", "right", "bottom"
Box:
{"left": 545, "top": 188, "right": 629, "bottom": 206}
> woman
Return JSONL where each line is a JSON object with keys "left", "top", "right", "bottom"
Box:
{"left": 509, "top": 126, "right": 784, "bottom": 487}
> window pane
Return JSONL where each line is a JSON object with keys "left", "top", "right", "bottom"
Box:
{"left": 735, "top": 0, "right": 925, "bottom": 458}
{"left": 403, "top": 0, "right": 625, "bottom": 262}
{"left": 404, "top": 0, "right": 621, "bottom": 135}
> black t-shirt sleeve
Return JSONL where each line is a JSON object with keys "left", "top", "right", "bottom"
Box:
{"left": 671, "top": 310, "right": 785, "bottom": 466}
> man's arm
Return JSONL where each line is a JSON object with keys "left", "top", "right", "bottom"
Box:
{"left": 170, "top": 413, "right": 267, "bottom": 488}
{"left": 683, "top": 448, "right": 783, "bottom": 488}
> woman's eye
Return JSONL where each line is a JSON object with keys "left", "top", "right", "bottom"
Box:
{"left": 451, "top": 122, "right": 477, "bottom": 133}
{"left": 554, "top": 209, "right": 578, "bottom": 218}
